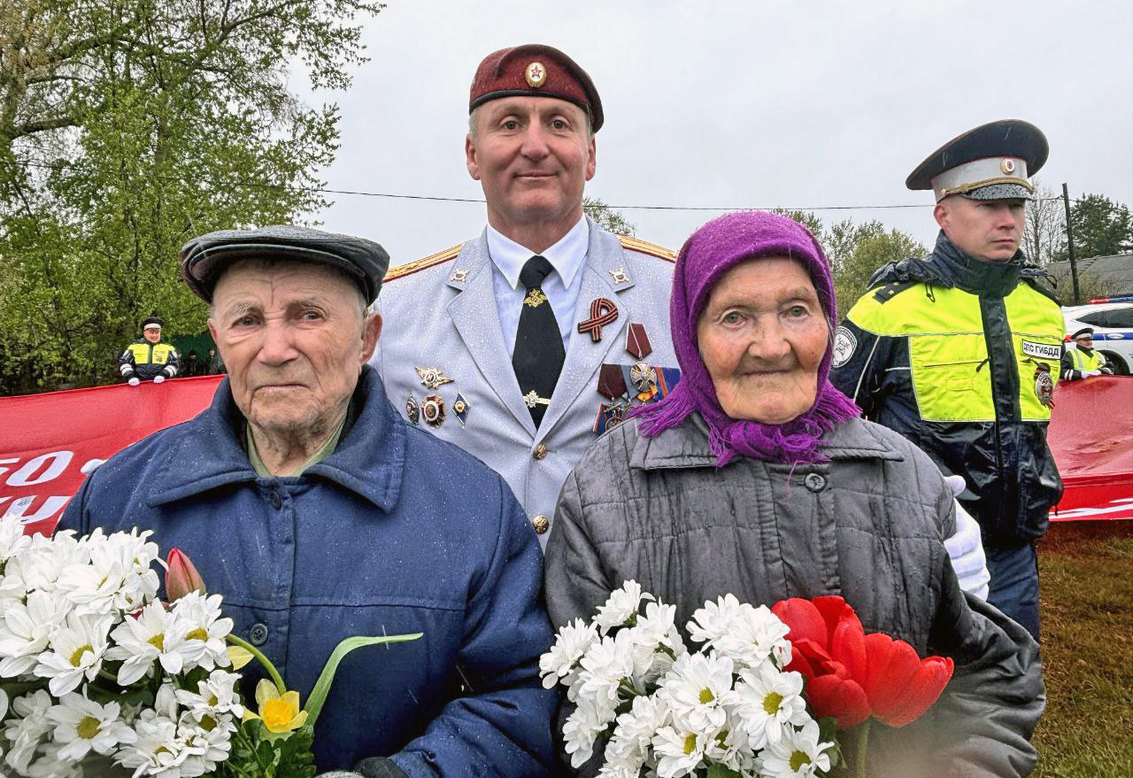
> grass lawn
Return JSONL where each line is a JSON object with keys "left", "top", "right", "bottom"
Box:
{"left": 1033, "top": 520, "right": 1133, "bottom": 777}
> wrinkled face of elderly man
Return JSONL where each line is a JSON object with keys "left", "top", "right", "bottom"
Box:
{"left": 207, "top": 260, "right": 382, "bottom": 444}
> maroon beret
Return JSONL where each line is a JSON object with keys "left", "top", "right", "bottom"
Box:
{"left": 469, "top": 44, "right": 603, "bottom": 132}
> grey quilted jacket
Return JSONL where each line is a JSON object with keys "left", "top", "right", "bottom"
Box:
{"left": 545, "top": 414, "right": 1044, "bottom": 777}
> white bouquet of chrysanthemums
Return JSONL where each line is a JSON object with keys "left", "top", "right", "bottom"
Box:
{"left": 0, "top": 513, "right": 242, "bottom": 777}
{"left": 540, "top": 582, "right": 837, "bottom": 778}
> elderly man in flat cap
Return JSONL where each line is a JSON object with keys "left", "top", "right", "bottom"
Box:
{"left": 1061, "top": 327, "right": 1113, "bottom": 380}
{"left": 831, "top": 120, "right": 1065, "bottom": 640}
{"left": 118, "top": 315, "right": 180, "bottom": 385}
{"left": 57, "top": 226, "right": 560, "bottom": 777}
{"left": 370, "top": 44, "right": 679, "bottom": 548}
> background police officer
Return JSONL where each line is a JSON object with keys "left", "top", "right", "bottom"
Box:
{"left": 118, "top": 315, "right": 179, "bottom": 385}
{"left": 831, "top": 120, "right": 1064, "bottom": 640}
{"left": 1061, "top": 327, "right": 1113, "bottom": 380}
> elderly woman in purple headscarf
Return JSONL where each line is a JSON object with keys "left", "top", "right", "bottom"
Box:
{"left": 544, "top": 211, "right": 1043, "bottom": 776}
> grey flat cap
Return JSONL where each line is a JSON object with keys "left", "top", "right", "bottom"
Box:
{"left": 179, "top": 225, "right": 390, "bottom": 304}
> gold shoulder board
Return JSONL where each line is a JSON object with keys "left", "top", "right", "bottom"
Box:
{"left": 383, "top": 244, "right": 464, "bottom": 282}
{"left": 617, "top": 235, "right": 677, "bottom": 262}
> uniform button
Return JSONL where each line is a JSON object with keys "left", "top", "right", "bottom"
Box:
{"left": 269, "top": 492, "right": 282, "bottom": 509}
{"left": 531, "top": 515, "right": 550, "bottom": 535}
{"left": 533, "top": 443, "right": 548, "bottom": 460}
{"left": 248, "top": 622, "right": 269, "bottom": 646}
{"left": 804, "top": 473, "right": 827, "bottom": 493}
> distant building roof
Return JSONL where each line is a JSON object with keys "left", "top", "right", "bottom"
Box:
{"left": 1046, "top": 253, "right": 1133, "bottom": 297}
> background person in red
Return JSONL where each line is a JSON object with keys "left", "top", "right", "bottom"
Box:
{"left": 118, "top": 315, "right": 180, "bottom": 385}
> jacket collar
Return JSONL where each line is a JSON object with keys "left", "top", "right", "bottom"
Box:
{"left": 146, "top": 367, "right": 405, "bottom": 512}
{"left": 630, "top": 413, "right": 905, "bottom": 471}
{"left": 930, "top": 232, "right": 1026, "bottom": 297}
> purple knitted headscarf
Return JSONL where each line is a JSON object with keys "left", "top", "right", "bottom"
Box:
{"left": 634, "top": 210, "right": 860, "bottom": 466}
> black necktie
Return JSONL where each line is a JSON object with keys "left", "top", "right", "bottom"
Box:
{"left": 512, "top": 255, "right": 565, "bottom": 427}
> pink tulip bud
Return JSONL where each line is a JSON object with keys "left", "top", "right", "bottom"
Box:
{"left": 165, "top": 548, "right": 206, "bottom": 600}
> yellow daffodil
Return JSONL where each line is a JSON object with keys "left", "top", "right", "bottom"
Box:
{"left": 243, "top": 679, "right": 308, "bottom": 740}
{"left": 227, "top": 645, "right": 254, "bottom": 670}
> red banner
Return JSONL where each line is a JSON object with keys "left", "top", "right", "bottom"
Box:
{"left": 1, "top": 374, "right": 1130, "bottom": 536}
{"left": 0, "top": 377, "right": 221, "bottom": 536}
{"left": 1048, "top": 376, "right": 1133, "bottom": 522}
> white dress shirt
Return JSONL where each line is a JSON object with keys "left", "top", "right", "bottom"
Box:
{"left": 487, "top": 217, "right": 589, "bottom": 355}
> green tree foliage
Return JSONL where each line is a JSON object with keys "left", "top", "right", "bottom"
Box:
{"left": 1059, "top": 193, "right": 1133, "bottom": 261}
{"left": 583, "top": 196, "right": 636, "bottom": 236}
{"left": 0, "top": 0, "right": 383, "bottom": 394}
{"left": 773, "top": 211, "right": 926, "bottom": 318}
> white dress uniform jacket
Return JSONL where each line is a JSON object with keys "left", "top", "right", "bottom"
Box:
{"left": 371, "top": 218, "right": 678, "bottom": 547}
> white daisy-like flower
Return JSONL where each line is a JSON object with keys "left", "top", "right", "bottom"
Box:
{"left": 178, "top": 711, "right": 236, "bottom": 772}
{"left": 595, "top": 580, "right": 653, "bottom": 633}
{"left": 629, "top": 601, "right": 685, "bottom": 683}
{"left": 168, "top": 592, "right": 234, "bottom": 671}
{"left": 540, "top": 618, "right": 598, "bottom": 690}
{"left": 604, "top": 693, "right": 670, "bottom": 775}
{"left": 0, "top": 512, "right": 33, "bottom": 564}
{"left": 758, "top": 720, "right": 833, "bottom": 778}
{"left": 114, "top": 709, "right": 187, "bottom": 776}
{"left": 562, "top": 696, "right": 610, "bottom": 769}
{"left": 0, "top": 589, "right": 69, "bottom": 678}
{"left": 33, "top": 611, "right": 113, "bottom": 696}
{"left": 687, "top": 594, "right": 747, "bottom": 647}
{"left": 0, "top": 686, "right": 7, "bottom": 719}
{"left": 22, "top": 741, "right": 82, "bottom": 778}
{"left": 107, "top": 600, "right": 194, "bottom": 685}
{"left": 174, "top": 670, "right": 245, "bottom": 722}
{"left": 713, "top": 604, "right": 793, "bottom": 671}
{"left": 652, "top": 724, "right": 708, "bottom": 778}
{"left": 2, "top": 529, "right": 86, "bottom": 600}
{"left": 657, "top": 652, "right": 733, "bottom": 734}
{"left": 46, "top": 693, "right": 136, "bottom": 761}
{"left": 3, "top": 689, "right": 54, "bottom": 773}
{"left": 576, "top": 630, "right": 635, "bottom": 712}
{"left": 728, "top": 664, "right": 810, "bottom": 749}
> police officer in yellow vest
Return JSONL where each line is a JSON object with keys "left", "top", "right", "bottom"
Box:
{"left": 1061, "top": 327, "right": 1112, "bottom": 380}
{"left": 830, "top": 120, "right": 1064, "bottom": 640}
{"left": 119, "top": 316, "right": 180, "bottom": 386}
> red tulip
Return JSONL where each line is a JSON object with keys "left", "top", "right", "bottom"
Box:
{"left": 773, "top": 596, "right": 870, "bottom": 729}
{"left": 862, "top": 632, "right": 954, "bottom": 727}
{"left": 165, "top": 548, "right": 206, "bottom": 601}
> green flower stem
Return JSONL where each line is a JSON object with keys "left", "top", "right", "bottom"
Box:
{"left": 853, "top": 719, "right": 871, "bottom": 778}
{"left": 227, "top": 633, "right": 286, "bottom": 694}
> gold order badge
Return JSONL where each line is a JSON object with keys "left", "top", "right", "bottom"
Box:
{"left": 1001, "top": 158, "right": 1017, "bottom": 175}
{"left": 524, "top": 61, "right": 547, "bottom": 88}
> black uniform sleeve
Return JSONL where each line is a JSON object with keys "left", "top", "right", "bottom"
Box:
{"left": 1059, "top": 350, "right": 1083, "bottom": 381}
{"left": 164, "top": 348, "right": 180, "bottom": 378}
{"left": 830, "top": 318, "right": 892, "bottom": 419}
{"left": 118, "top": 347, "right": 137, "bottom": 380}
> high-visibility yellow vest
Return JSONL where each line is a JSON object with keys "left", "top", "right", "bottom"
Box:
{"left": 126, "top": 342, "right": 177, "bottom": 365}
{"left": 847, "top": 282, "right": 1063, "bottom": 422}
{"left": 1069, "top": 347, "right": 1106, "bottom": 373}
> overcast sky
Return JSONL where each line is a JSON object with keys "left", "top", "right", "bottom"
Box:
{"left": 294, "top": 0, "right": 1133, "bottom": 265}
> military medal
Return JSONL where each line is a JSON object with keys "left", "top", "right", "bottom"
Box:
{"left": 630, "top": 361, "right": 656, "bottom": 393}
{"left": 625, "top": 323, "right": 652, "bottom": 359}
{"left": 1033, "top": 363, "right": 1055, "bottom": 408}
{"left": 577, "top": 298, "right": 618, "bottom": 343}
{"left": 405, "top": 394, "right": 420, "bottom": 425}
{"left": 422, "top": 394, "right": 445, "bottom": 426}
{"left": 453, "top": 393, "right": 471, "bottom": 426}
{"left": 415, "top": 366, "right": 454, "bottom": 390}
{"left": 597, "top": 363, "right": 629, "bottom": 399}
{"left": 592, "top": 401, "right": 630, "bottom": 435}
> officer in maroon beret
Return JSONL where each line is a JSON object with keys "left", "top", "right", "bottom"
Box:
{"left": 372, "top": 44, "right": 681, "bottom": 548}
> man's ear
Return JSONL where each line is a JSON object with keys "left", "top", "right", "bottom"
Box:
{"left": 466, "top": 135, "right": 481, "bottom": 181}
{"left": 361, "top": 312, "right": 382, "bottom": 364}
{"left": 933, "top": 201, "right": 949, "bottom": 230}
{"left": 585, "top": 136, "right": 596, "bottom": 182}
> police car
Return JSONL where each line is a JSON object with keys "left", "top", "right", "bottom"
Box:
{"left": 1062, "top": 296, "right": 1133, "bottom": 375}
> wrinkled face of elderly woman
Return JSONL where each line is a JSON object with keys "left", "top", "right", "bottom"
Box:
{"left": 696, "top": 256, "right": 830, "bottom": 424}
